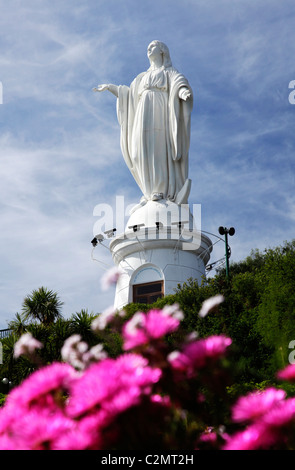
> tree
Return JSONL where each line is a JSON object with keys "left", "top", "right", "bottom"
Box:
{"left": 255, "top": 241, "right": 295, "bottom": 371}
{"left": 8, "top": 313, "right": 27, "bottom": 336}
{"left": 69, "top": 310, "right": 97, "bottom": 345}
{"left": 22, "top": 287, "right": 63, "bottom": 325}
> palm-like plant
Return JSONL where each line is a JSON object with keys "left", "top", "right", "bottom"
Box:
{"left": 69, "top": 309, "right": 97, "bottom": 344}
{"left": 22, "top": 287, "right": 64, "bottom": 325}
{"left": 8, "top": 313, "right": 27, "bottom": 336}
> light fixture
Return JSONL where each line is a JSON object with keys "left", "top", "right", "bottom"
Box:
{"left": 128, "top": 223, "right": 145, "bottom": 232}
{"left": 91, "top": 234, "right": 104, "bottom": 247}
{"left": 104, "top": 228, "right": 117, "bottom": 238}
{"left": 172, "top": 220, "right": 189, "bottom": 230}
{"left": 91, "top": 237, "right": 98, "bottom": 247}
{"left": 155, "top": 222, "right": 163, "bottom": 230}
{"left": 218, "top": 226, "right": 235, "bottom": 279}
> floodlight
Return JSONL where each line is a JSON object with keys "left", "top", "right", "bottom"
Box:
{"left": 229, "top": 227, "right": 235, "bottom": 236}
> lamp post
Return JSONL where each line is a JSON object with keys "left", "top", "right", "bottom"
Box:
{"left": 218, "top": 226, "right": 235, "bottom": 279}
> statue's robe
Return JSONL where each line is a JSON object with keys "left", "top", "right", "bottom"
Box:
{"left": 116, "top": 66, "right": 193, "bottom": 203}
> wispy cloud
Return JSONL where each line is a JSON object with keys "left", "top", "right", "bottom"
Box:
{"left": 0, "top": 0, "right": 295, "bottom": 327}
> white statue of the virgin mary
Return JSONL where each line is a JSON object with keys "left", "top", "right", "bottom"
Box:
{"left": 94, "top": 40, "right": 193, "bottom": 207}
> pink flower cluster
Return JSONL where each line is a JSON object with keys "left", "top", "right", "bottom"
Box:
{"left": 0, "top": 300, "right": 234, "bottom": 450}
{"left": 122, "top": 305, "right": 183, "bottom": 350}
{"left": 168, "top": 335, "right": 232, "bottom": 376}
{"left": 3, "top": 296, "right": 295, "bottom": 451}
{"left": 0, "top": 355, "right": 161, "bottom": 450}
{"left": 224, "top": 366, "right": 295, "bottom": 450}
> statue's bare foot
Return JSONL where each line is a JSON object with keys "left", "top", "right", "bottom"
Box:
{"left": 151, "top": 193, "right": 163, "bottom": 201}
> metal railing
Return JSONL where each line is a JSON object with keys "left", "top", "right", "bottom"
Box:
{"left": 0, "top": 329, "right": 12, "bottom": 339}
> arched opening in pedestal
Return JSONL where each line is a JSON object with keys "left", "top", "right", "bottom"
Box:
{"left": 133, "top": 280, "right": 164, "bottom": 304}
{"left": 131, "top": 264, "right": 164, "bottom": 304}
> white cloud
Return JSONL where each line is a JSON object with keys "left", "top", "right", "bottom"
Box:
{"left": 1, "top": 0, "right": 295, "bottom": 327}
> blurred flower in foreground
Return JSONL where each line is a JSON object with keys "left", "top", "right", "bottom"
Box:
{"left": 223, "top": 388, "right": 295, "bottom": 450}
{"left": 61, "top": 334, "right": 107, "bottom": 370}
{"left": 14, "top": 332, "right": 43, "bottom": 359}
{"left": 66, "top": 353, "right": 162, "bottom": 423}
{"left": 277, "top": 364, "right": 295, "bottom": 382}
{"left": 4, "top": 293, "right": 295, "bottom": 450}
{"left": 91, "top": 305, "right": 126, "bottom": 331}
{"left": 198, "top": 294, "right": 224, "bottom": 318}
{"left": 231, "top": 388, "right": 286, "bottom": 423}
{"left": 123, "top": 305, "right": 183, "bottom": 350}
{"left": 168, "top": 335, "right": 232, "bottom": 374}
{"left": 101, "top": 267, "right": 123, "bottom": 291}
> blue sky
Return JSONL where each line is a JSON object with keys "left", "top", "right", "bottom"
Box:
{"left": 0, "top": 0, "right": 295, "bottom": 327}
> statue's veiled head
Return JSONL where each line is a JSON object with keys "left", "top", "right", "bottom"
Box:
{"left": 147, "top": 40, "right": 172, "bottom": 68}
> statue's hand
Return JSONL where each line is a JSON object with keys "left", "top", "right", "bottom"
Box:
{"left": 92, "top": 84, "right": 109, "bottom": 92}
{"left": 93, "top": 84, "right": 119, "bottom": 97}
{"left": 179, "top": 87, "right": 192, "bottom": 101}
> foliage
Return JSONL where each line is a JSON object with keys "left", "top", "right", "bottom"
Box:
{"left": 1, "top": 300, "right": 295, "bottom": 449}
{"left": 21, "top": 287, "right": 63, "bottom": 325}
{"left": 0, "top": 303, "right": 235, "bottom": 449}
{"left": 2, "top": 239, "right": 295, "bottom": 388}
{"left": 1, "top": 239, "right": 295, "bottom": 449}
{"left": 166, "top": 240, "right": 295, "bottom": 381}
{"left": 0, "top": 394, "right": 6, "bottom": 407}
{"left": 254, "top": 242, "right": 295, "bottom": 370}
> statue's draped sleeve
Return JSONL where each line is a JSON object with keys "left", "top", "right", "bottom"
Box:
{"left": 116, "top": 73, "right": 145, "bottom": 189}
{"left": 168, "top": 69, "right": 193, "bottom": 164}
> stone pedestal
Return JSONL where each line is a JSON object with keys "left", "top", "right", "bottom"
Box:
{"left": 110, "top": 200, "right": 212, "bottom": 310}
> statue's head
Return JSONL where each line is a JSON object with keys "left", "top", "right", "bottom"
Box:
{"left": 147, "top": 40, "right": 172, "bottom": 68}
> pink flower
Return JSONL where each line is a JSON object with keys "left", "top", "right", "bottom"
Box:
{"left": 67, "top": 354, "right": 161, "bottom": 422}
{"left": 199, "top": 427, "right": 217, "bottom": 443}
{"left": 18, "top": 410, "right": 73, "bottom": 450}
{"left": 53, "top": 414, "right": 103, "bottom": 450}
{"left": 91, "top": 306, "right": 118, "bottom": 330}
{"left": 168, "top": 335, "right": 232, "bottom": 372}
{"left": 5, "top": 362, "right": 77, "bottom": 411}
{"left": 167, "top": 350, "right": 191, "bottom": 371}
{"left": 0, "top": 405, "right": 22, "bottom": 437}
{"left": 61, "top": 335, "right": 107, "bottom": 370}
{"left": 122, "top": 313, "right": 147, "bottom": 350}
{"left": 101, "top": 267, "right": 123, "bottom": 290}
{"left": 277, "top": 364, "right": 295, "bottom": 382}
{"left": 231, "top": 388, "right": 286, "bottom": 423}
{"left": 150, "top": 394, "right": 171, "bottom": 407}
{"left": 223, "top": 422, "right": 276, "bottom": 450}
{"left": 123, "top": 306, "right": 182, "bottom": 350}
{"left": 261, "top": 397, "right": 295, "bottom": 428}
{"left": 225, "top": 390, "right": 295, "bottom": 450}
{"left": 198, "top": 294, "right": 224, "bottom": 318}
{"left": 0, "top": 434, "right": 19, "bottom": 450}
{"left": 61, "top": 334, "right": 88, "bottom": 369}
{"left": 145, "top": 308, "right": 182, "bottom": 336}
{"left": 0, "top": 407, "right": 77, "bottom": 450}
{"left": 13, "top": 332, "right": 43, "bottom": 358}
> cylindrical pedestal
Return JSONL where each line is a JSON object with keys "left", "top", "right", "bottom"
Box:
{"left": 109, "top": 200, "right": 212, "bottom": 310}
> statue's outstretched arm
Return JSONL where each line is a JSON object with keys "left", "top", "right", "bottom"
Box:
{"left": 92, "top": 84, "right": 119, "bottom": 97}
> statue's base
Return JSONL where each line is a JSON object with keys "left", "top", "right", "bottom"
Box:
{"left": 109, "top": 200, "right": 212, "bottom": 310}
